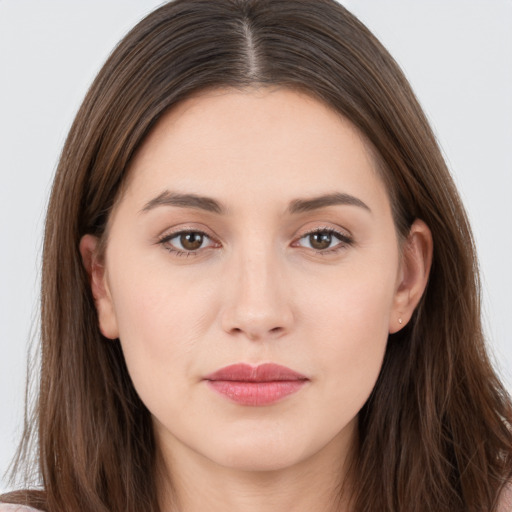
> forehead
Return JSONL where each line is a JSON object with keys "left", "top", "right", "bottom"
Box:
{"left": 118, "top": 87, "right": 389, "bottom": 216}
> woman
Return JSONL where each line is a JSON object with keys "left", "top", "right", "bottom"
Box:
{"left": 1, "top": 0, "right": 511, "bottom": 511}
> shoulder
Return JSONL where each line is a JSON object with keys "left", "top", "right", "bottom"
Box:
{"left": 498, "top": 482, "right": 512, "bottom": 512}
{"left": 0, "top": 505, "right": 43, "bottom": 512}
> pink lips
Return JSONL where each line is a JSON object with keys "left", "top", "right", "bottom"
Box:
{"left": 204, "top": 363, "right": 309, "bottom": 406}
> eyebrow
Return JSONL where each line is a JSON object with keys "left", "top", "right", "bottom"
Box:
{"left": 288, "top": 192, "right": 371, "bottom": 214}
{"left": 141, "top": 191, "right": 225, "bottom": 214}
{"left": 140, "top": 190, "right": 371, "bottom": 215}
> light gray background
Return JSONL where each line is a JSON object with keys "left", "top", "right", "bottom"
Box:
{"left": 1, "top": 0, "right": 511, "bottom": 492}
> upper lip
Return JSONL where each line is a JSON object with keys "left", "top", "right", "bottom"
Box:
{"left": 204, "top": 363, "right": 308, "bottom": 382}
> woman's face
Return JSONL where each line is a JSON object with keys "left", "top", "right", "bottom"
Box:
{"left": 84, "top": 87, "right": 422, "bottom": 475}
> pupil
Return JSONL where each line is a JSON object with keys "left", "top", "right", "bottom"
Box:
{"left": 181, "top": 232, "right": 203, "bottom": 250}
{"left": 310, "top": 232, "right": 331, "bottom": 250}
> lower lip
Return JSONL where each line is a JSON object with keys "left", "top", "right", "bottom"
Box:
{"left": 206, "top": 380, "right": 308, "bottom": 406}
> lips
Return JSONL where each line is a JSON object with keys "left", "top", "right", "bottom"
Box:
{"left": 204, "top": 363, "right": 308, "bottom": 382}
{"left": 204, "top": 363, "right": 309, "bottom": 406}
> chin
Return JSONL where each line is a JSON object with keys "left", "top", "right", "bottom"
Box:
{"left": 203, "top": 431, "right": 320, "bottom": 473}
{"left": 215, "top": 451, "right": 303, "bottom": 473}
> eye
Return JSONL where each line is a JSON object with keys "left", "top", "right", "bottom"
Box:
{"left": 295, "top": 228, "right": 352, "bottom": 253}
{"left": 158, "top": 230, "right": 218, "bottom": 256}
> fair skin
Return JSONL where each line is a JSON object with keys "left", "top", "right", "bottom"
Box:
{"left": 80, "top": 87, "right": 432, "bottom": 512}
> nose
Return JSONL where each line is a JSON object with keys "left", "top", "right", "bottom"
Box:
{"left": 220, "top": 245, "right": 294, "bottom": 341}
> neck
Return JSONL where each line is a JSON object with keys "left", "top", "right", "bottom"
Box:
{"left": 157, "top": 423, "right": 356, "bottom": 512}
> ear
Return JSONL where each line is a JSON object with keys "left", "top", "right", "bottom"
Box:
{"left": 389, "top": 219, "right": 433, "bottom": 334}
{"left": 79, "top": 234, "right": 119, "bottom": 340}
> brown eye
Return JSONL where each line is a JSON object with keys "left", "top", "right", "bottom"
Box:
{"left": 159, "top": 230, "right": 217, "bottom": 255}
{"left": 180, "top": 232, "right": 204, "bottom": 250}
{"left": 309, "top": 232, "right": 332, "bottom": 250}
{"left": 295, "top": 228, "right": 352, "bottom": 254}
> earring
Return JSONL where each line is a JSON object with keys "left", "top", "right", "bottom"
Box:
{"left": 398, "top": 318, "right": 403, "bottom": 325}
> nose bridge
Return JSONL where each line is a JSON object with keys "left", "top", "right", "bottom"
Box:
{"left": 221, "top": 232, "right": 293, "bottom": 340}
{"left": 239, "top": 244, "right": 277, "bottom": 305}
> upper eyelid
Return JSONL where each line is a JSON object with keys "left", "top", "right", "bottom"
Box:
{"left": 157, "top": 224, "right": 218, "bottom": 241}
{"left": 158, "top": 225, "right": 348, "bottom": 238}
{"left": 293, "top": 225, "right": 354, "bottom": 247}
{"left": 298, "top": 225, "right": 351, "bottom": 238}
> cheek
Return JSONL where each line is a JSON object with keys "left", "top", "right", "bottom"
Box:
{"left": 106, "top": 254, "right": 219, "bottom": 399}
{"left": 300, "top": 259, "right": 396, "bottom": 410}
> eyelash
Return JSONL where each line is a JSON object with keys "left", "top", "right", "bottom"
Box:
{"left": 157, "top": 227, "right": 353, "bottom": 258}
{"left": 157, "top": 230, "right": 219, "bottom": 258}
{"left": 295, "top": 226, "right": 353, "bottom": 254}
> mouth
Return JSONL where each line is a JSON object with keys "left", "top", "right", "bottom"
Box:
{"left": 203, "top": 363, "right": 309, "bottom": 406}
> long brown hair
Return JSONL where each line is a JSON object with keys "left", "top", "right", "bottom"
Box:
{"left": 3, "top": 1, "right": 511, "bottom": 511}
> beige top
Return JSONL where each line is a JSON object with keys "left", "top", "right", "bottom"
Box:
{"left": 0, "top": 506, "right": 42, "bottom": 512}
{"left": 500, "top": 484, "right": 512, "bottom": 511}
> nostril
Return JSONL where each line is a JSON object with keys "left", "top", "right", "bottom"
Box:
{"left": 229, "top": 325, "right": 284, "bottom": 340}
